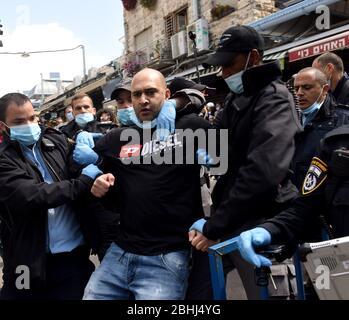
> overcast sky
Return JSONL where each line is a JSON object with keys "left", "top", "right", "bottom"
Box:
{"left": 0, "top": 0, "right": 125, "bottom": 96}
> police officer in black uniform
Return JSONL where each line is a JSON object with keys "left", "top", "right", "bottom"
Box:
{"left": 238, "top": 124, "right": 349, "bottom": 268}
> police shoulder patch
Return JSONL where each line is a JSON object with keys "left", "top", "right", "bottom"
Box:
{"left": 302, "top": 157, "right": 328, "bottom": 195}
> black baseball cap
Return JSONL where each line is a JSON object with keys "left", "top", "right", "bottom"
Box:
{"left": 110, "top": 83, "right": 131, "bottom": 101}
{"left": 169, "top": 77, "right": 215, "bottom": 94}
{"left": 203, "top": 25, "right": 264, "bottom": 68}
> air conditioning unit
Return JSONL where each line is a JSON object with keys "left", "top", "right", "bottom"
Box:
{"left": 187, "top": 18, "right": 209, "bottom": 56}
{"left": 171, "top": 30, "right": 188, "bottom": 59}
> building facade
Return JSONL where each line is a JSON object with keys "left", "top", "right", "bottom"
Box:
{"left": 40, "top": 0, "right": 349, "bottom": 116}
{"left": 120, "top": 0, "right": 276, "bottom": 78}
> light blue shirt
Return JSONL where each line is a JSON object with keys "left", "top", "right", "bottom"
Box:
{"left": 21, "top": 143, "right": 84, "bottom": 254}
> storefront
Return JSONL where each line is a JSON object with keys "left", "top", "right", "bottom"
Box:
{"left": 263, "top": 25, "right": 349, "bottom": 81}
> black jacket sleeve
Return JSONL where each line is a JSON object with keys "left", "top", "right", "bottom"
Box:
{"left": 0, "top": 159, "right": 94, "bottom": 215}
{"left": 203, "top": 89, "right": 299, "bottom": 240}
{"left": 260, "top": 192, "right": 324, "bottom": 245}
{"left": 259, "top": 134, "right": 337, "bottom": 244}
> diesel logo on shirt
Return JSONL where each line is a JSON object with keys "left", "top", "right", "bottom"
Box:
{"left": 120, "top": 145, "right": 142, "bottom": 158}
{"left": 141, "top": 133, "right": 182, "bottom": 158}
{"left": 119, "top": 133, "right": 183, "bottom": 164}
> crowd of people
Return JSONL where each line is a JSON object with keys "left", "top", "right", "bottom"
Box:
{"left": 1, "top": 24, "right": 349, "bottom": 301}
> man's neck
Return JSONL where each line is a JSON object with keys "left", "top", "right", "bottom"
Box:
{"left": 331, "top": 72, "right": 343, "bottom": 92}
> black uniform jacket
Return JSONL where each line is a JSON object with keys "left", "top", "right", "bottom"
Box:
{"left": 262, "top": 125, "right": 349, "bottom": 244}
{"left": 0, "top": 128, "right": 95, "bottom": 287}
{"left": 291, "top": 95, "right": 349, "bottom": 189}
{"left": 204, "top": 61, "right": 302, "bottom": 240}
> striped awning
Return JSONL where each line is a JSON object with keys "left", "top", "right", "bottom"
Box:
{"left": 263, "top": 50, "right": 288, "bottom": 61}
{"left": 187, "top": 66, "right": 221, "bottom": 80}
{"left": 167, "top": 65, "right": 221, "bottom": 83}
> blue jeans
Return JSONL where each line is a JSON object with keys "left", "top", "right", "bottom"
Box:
{"left": 83, "top": 243, "right": 190, "bottom": 300}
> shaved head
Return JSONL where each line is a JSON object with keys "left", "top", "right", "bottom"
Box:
{"left": 131, "top": 68, "right": 167, "bottom": 90}
{"left": 131, "top": 68, "right": 170, "bottom": 122}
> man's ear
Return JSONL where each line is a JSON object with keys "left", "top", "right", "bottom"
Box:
{"left": 250, "top": 49, "right": 261, "bottom": 67}
{"left": 326, "top": 63, "right": 335, "bottom": 75}
{"left": 165, "top": 88, "right": 171, "bottom": 100}
{"left": 323, "top": 83, "right": 330, "bottom": 94}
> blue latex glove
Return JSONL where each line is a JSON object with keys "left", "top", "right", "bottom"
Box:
{"left": 81, "top": 164, "right": 103, "bottom": 180}
{"left": 156, "top": 99, "right": 176, "bottom": 141}
{"left": 196, "top": 148, "right": 214, "bottom": 167}
{"left": 189, "top": 218, "right": 206, "bottom": 233}
{"left": 74, "top": 144, "right": 98, "bottom": 165}
{"left": 76, "top": 131, "right": 95, "bottom": 148}
{"left": 238, "top": 227, "right": 272, "bottom": 267}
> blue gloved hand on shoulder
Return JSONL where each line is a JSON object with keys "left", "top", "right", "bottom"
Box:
{"left": 76, "top": 131, "right": 95, "bottom": 148}
{"left": 189, "top": 218, "right": 207, "bottom": 233}
{"left": 156, "top": 99, "right": 176, "bottom": 141}
{"left": 74, "top": 144, "right": 99, "bottom": 165}
{"left": 81, "top": 164, "right": 103, "bottom": 180}
{"left": 238, "top": 227, "right": 272, "bottom": 267}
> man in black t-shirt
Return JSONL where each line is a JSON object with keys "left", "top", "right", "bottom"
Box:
{"left": 81, "top": 68, "right": 215, "bottom": 300}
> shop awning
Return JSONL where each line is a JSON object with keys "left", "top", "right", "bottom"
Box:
{"left": 249, "top": 0, "right": 340, "bottom": 32}
{"left": 289, "top": 30, "right": 349, "bottom": 62}
{"left": 263, "top": 50, "right": 288, "bottom": 61}
{"left": 39, "top": 95, "right": 66, "bottom": 113}
{"left": 187, "top": 66, "right": 220, "bottom": 80}
{"left": 166, "top": 65, "right": 220, "bottom": 83}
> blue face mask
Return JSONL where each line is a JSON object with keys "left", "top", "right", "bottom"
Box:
{"left": 75, "top": 113, "right": 94, "bottom": 127}
{"left": 224, "top": 52, "right": 252, "bottom": 94}
{"left": 66, "top": 112, "right": 74, "bottom": 122}
{"left": 133, "top": 118, "right": 158, "bottom": 129}
{"left": 224, "top": 70, "right": 244, "bottom": 94}
{"left": 129, "top": 110, "right": 157, "bottom": 129}
{"left": 117, "top": 107, "right": 135, "bottom": 126}
{"left": 301, "top": 89, "right": 324, "bottom": 126}
{"left": 9, "top": 123, "right": 42, "bottom": 146}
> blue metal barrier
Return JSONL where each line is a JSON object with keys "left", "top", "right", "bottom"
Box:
{"left": 208, "top": 237, "right": 306, "bottom": 300}
{"left": 208, "top": 237, "right": 240, "bottom": 300}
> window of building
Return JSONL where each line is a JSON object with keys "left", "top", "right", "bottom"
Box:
{"left": 133, "top": 27, "right": 153, "bottom": 64}
{"left": 165, "top": 7, "right": 188, "bottom": 38}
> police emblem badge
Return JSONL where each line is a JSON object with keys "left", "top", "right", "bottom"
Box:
{"left": 302, "top": 157, "right": 328, "bottom": 195}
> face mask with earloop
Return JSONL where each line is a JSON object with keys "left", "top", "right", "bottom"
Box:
{"left": 66, "top": 112, "right": 74, "bottom": 122}
{"left": 224, "top": 52, "right": 252, "bottom": 94}
{"left": 302, "top": 87, "right": 325, "bottom": 126}
{"left": 1, "top": 122, "right": 42, "bottom": 146}
{"left": 75, "top": 113, "right": 94, "bottom": 127}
